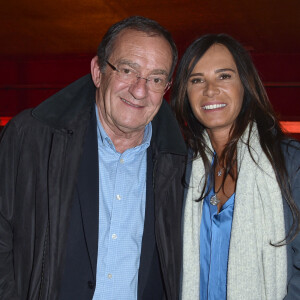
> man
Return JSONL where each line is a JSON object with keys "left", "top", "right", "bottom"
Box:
{"left": 0, "top": 16, "right": 187, "bottom": 300}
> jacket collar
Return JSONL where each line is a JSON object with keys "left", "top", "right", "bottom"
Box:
{"left": 32, "top": 74, "right": 187, "bottom": 156}
{"left": 151, "top": 99, "right": 187, "bottom": 156}
{"left": 32, "top": 74, "right": 95, "bottom": 131}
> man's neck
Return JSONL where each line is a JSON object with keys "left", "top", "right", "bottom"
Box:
{"left": 96, "top": 106, "right": 145, "bottom": 153}
{"left": 108, "top": 130, "right": 145, "bottom": 153}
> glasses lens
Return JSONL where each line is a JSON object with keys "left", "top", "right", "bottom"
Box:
{"left": 147, "top": 76, "right": 168, "bottom": 93}
{"left": 112, "top": 64, "right": 168, "bottom": 93}
{"left": 116, "top": 67, "right": 137, "bottom": 85}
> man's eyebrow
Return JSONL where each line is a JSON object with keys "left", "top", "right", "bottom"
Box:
{"left": 117, "top": 59, "right": 169, "bottom": 77}
{"left": 150, "top": 69, "right": 169, "bottom": 76}
{"left": 117, "top": 60, "right": 140, "bottom": 69}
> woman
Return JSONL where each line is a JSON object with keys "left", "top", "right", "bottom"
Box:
{"left": 172, "top": 34, "right": 300, "bottom": 299}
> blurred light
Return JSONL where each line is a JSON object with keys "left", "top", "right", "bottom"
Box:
{"left": 1, "top": 118, "right": 300, "bottom": 135}
{"left": 0, "top": 117, "right": 12, "bottom": 126}
{"left": 280, "top": 121, "right": 300, "bottom": 133}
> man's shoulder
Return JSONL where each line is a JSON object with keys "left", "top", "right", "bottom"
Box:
{"left": 3, "top": 109, "right": 35, "bottom": 133}
{"left": 0, "top": 109, "right": 56, "bottom": 147}
{"left": 32, "top": 74, "right": 95, "bottom": 130}
{"left": 2, "top": 74, "right": 95, "bottom": 137}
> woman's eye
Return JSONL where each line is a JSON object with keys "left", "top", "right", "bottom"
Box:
{"left": 190, "top": 78, "right": 204, "bottom": 84}
{"left": 219, "top": 73, "right": 231, "bottom": 80}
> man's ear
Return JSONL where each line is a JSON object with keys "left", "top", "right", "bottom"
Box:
{"left": 163, "top": 80, "right": 172, "bottom": 95}
{"left": 91, "top": 56, "right": 101, "bottom": 87}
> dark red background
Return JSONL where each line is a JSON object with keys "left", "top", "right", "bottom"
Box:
{"left": 1, "top": 51, "right": 300, "bottom": 137}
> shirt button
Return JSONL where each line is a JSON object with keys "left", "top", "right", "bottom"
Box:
{"left": 120, "top": 158, "right": 124, "bottom": 164}
{"left": 108, "top": 273, "right": 112, "bottom": 279}
{"left": 112, "top": 234, "right": 117, "bottom": 239}
{"left": 116, "top": 194, "right": 121, "bottom": 200}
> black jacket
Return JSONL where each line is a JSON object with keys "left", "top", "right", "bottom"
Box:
{"left": 0, "top": 74, "right": 187, "bottom": 300}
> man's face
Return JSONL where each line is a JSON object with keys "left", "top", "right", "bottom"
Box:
{"left": 92, "top": 29, "right": 173, "bottom": 137}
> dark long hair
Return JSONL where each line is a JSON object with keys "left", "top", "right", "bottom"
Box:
{"left": 171, "top": 33, "right": 300, "bottom": 243}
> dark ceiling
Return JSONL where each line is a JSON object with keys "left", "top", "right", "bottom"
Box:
{"left": 2, "top": 0, "right": 300, "bottom": 56}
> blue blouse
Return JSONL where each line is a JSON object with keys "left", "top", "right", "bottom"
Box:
{"left": 199, "top": 180, "right": 235, "bottom": 300}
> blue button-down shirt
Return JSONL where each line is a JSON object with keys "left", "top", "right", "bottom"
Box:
{"left": 93, "top": 106, "right": 152, "bottom": 300}
{"left": 200, "top": 176, "right": 235, "bottom": 300}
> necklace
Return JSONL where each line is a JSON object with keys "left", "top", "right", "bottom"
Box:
{"left": 217, "top": 168, "right": 224, "bottom": 177}
{"left": 210, "top": 193, "right": 220, "bottom": 205}
{"left": 211, "top": 155, "right": 223, "bottom": 205}
{"left": 215, "top": 155, "right": 224, "bottom": 177}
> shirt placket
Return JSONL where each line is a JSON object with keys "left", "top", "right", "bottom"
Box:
{"left": 101, "top": 154, "right": 126, "bottom": 299}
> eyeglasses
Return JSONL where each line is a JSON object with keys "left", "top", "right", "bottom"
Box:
{"left": 105, "top": 60, "right": 171, "bottom": 93}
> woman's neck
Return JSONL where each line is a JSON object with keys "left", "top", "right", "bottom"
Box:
{"left": 207, "top": 128, "right": 230, "bottom": 157}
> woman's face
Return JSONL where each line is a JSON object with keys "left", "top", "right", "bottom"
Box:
{"left": 187, "top": 43, "right": 244, "bottom": 137}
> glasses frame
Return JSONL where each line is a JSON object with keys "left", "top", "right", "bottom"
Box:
{"left": 105, "top": 60, "right": 171, "bottom": 93}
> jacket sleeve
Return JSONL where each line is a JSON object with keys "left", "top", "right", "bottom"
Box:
{"left": 284, "top": 141, "right": 300, "bottom": 299}
{"left": 0, "top": 121, "right": 21, "bottom": 300}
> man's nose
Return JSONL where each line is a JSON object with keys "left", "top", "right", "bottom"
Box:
{"left": 128, "top": 77, "right": 148, "bottom": 99}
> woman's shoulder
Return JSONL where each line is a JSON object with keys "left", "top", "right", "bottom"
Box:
{"left": 281, "top": 139, "right": 300, "bottom": 163}
{"left": 281, "top": 139, "right": 300, "bottom": 181}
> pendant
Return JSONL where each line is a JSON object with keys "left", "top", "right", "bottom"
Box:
{"left": 217, "top": 169, "right": 222, "bottom": 176}
{"left": 210, "top": 194, "right": 220, "bottom": 205}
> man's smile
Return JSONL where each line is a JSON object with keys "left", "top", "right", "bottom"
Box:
{"left": 121, "top": 97, "right": 143, "bottom": 108}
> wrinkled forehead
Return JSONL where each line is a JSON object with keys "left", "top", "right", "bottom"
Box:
{"left": 111, "top": 28, "right": 167, "bottom": 52}
{"left": 108, "top": 29, "right": 173, "bottom": 71}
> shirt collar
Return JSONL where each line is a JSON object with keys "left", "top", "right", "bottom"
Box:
{"left": 95, "top": 103, "right": 152, "bottom": 152}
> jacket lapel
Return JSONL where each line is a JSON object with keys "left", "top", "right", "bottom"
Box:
{"left": 138, "top": 147, "right": 156, "bottom": 297}
{"left": 76, "top": 107, "right": 99, "bottom": 278}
